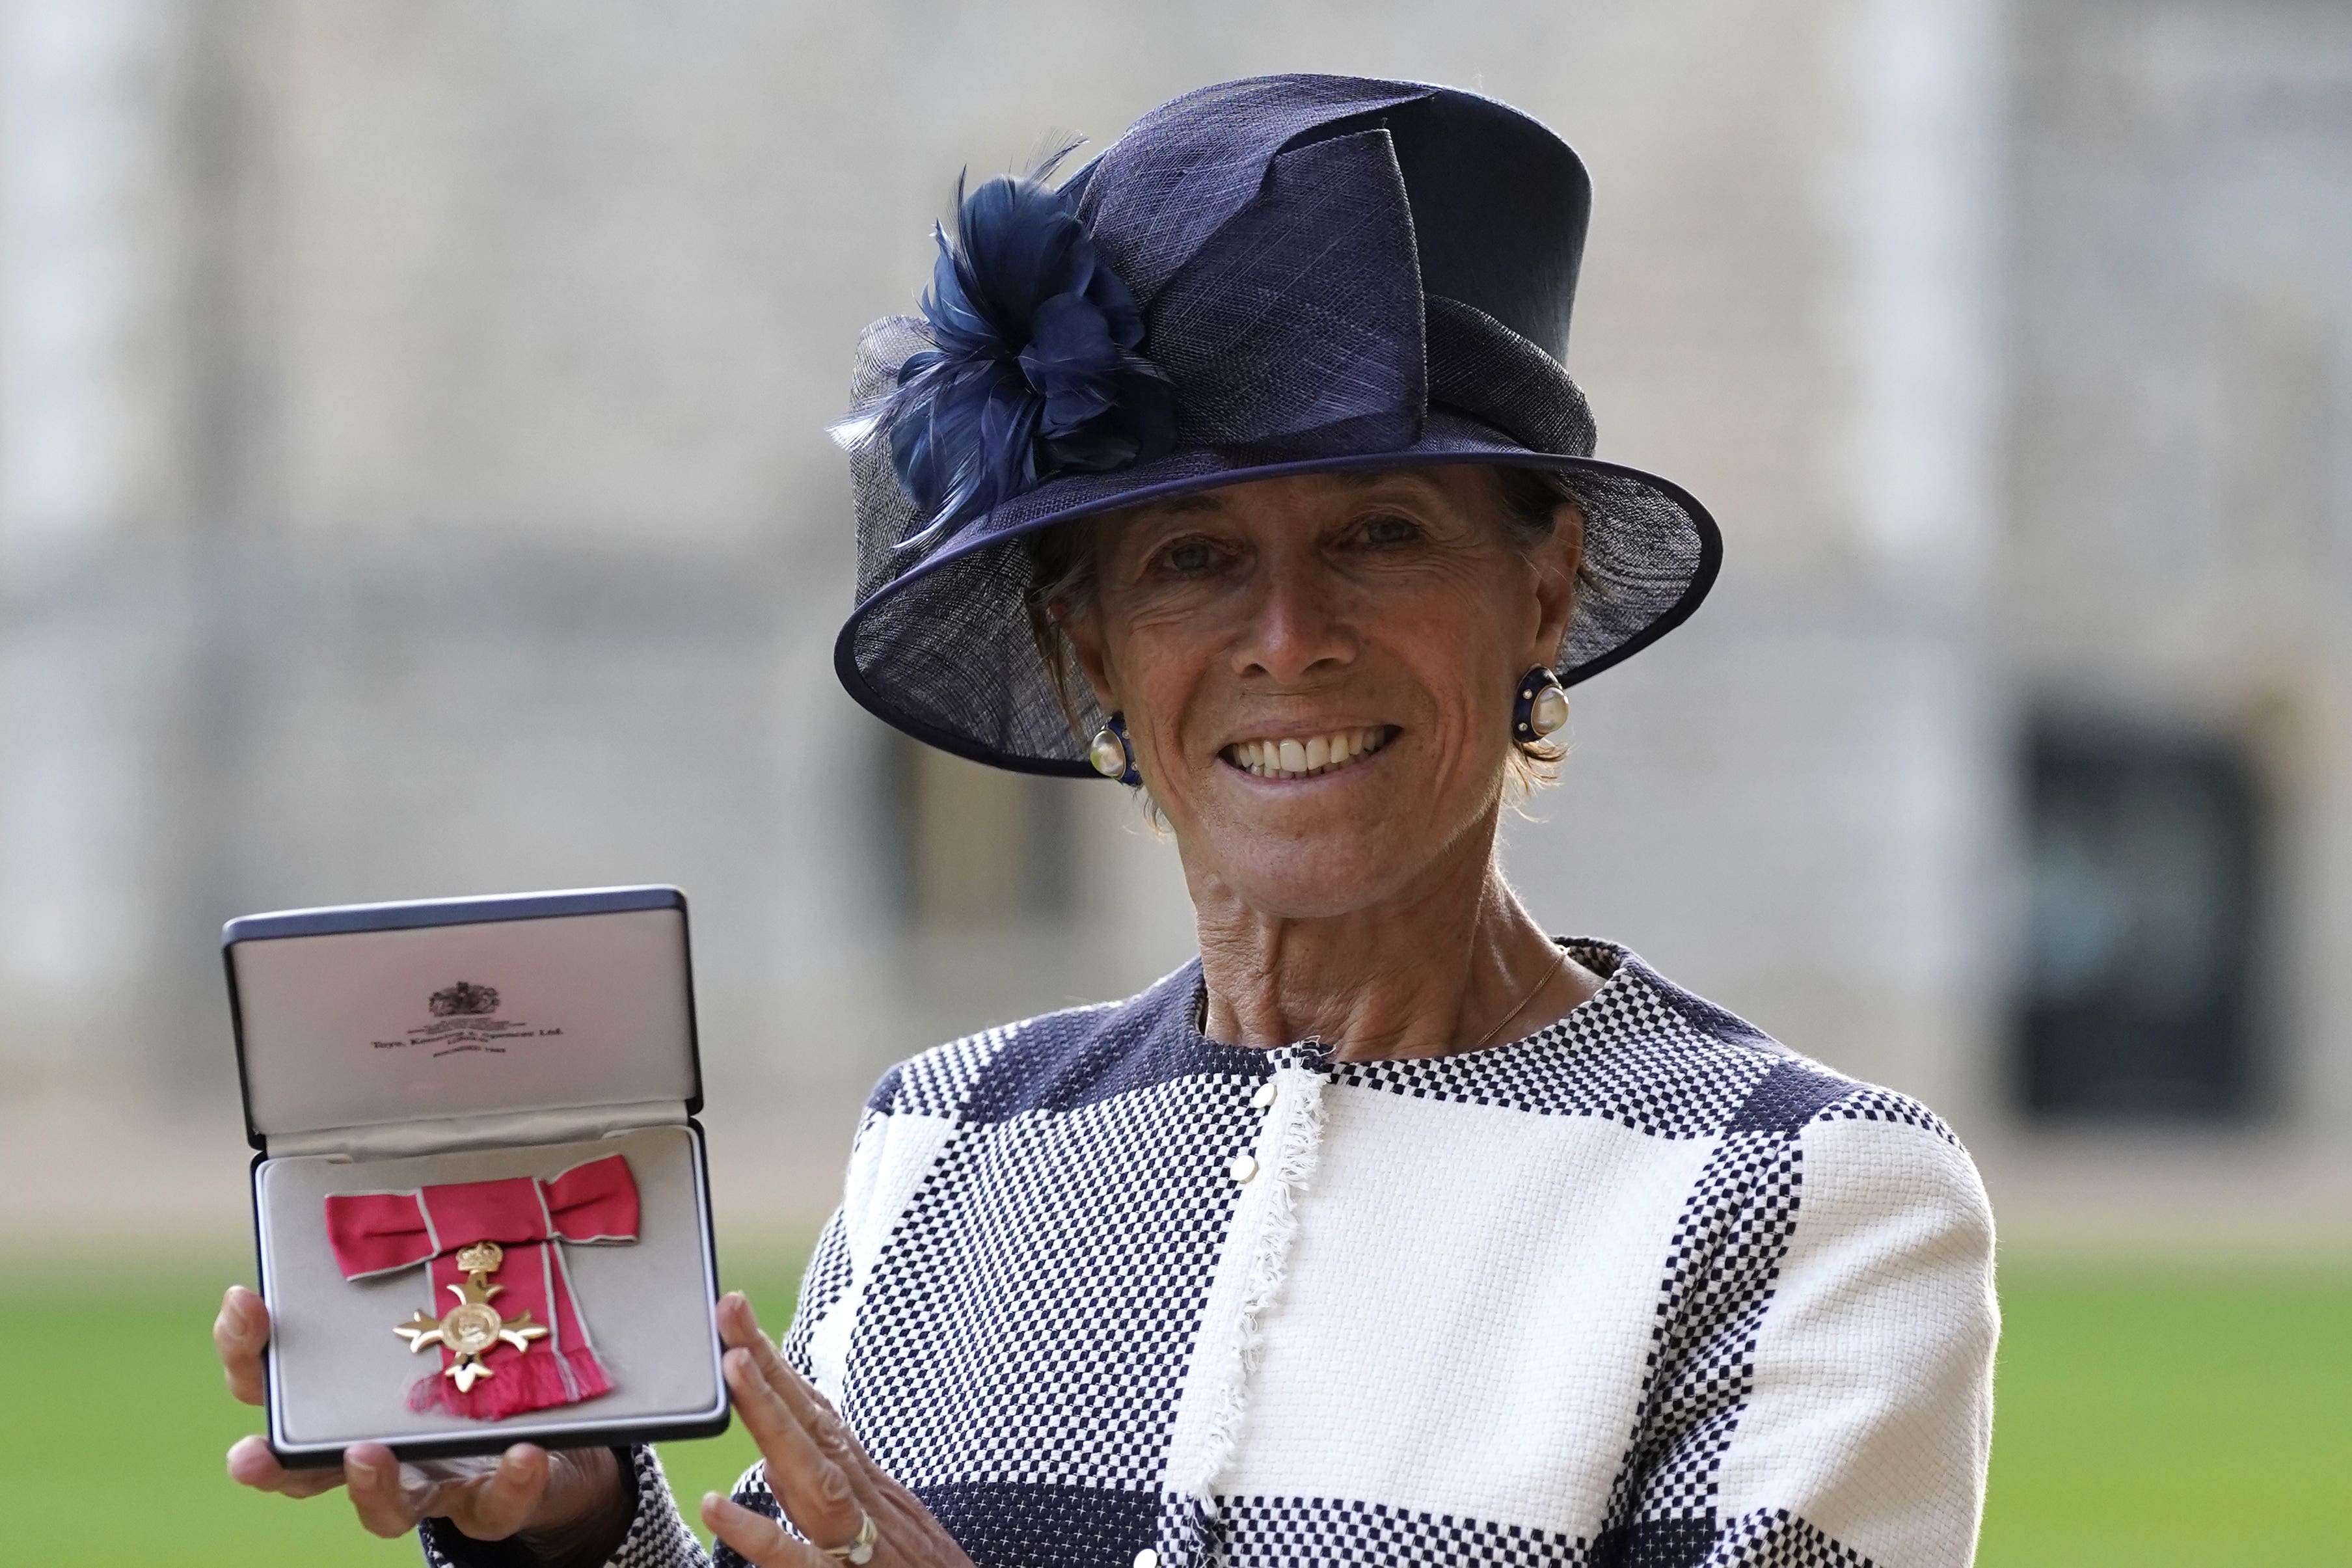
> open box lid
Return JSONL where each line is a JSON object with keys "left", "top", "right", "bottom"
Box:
{"left": 224, "top": 886, "right": 700, "bottom": 1153}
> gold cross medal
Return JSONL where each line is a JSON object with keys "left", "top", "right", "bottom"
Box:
{"left": 393, "top": 1241, "right": 548, "bottom": 1392}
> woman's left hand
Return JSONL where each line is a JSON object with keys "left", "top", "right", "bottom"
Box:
{"left": 703, "top": 1293, "right": 975, "bottom": 1568}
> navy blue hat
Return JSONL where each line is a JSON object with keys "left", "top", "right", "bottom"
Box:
{"left": 832, "top": 73, "right": 1720, "bottom": 776}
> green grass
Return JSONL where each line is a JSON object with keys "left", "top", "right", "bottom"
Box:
{"left": 0, "top": 1252, "right": 807, "bottom": 1568}
{"left": 1, "top": 1256, "right": 2344, "bottom": 1565}
{"left": 1977, "top": 1265, "right": 2352, "bottom": 1566}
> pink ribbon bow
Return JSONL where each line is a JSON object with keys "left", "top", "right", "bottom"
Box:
{"left": 325, "top": 1154, "right": 639, "bottom": 1421}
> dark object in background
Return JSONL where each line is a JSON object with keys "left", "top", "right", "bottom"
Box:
{"left": 2018, "top": 718, "right": 2265, "bottom": 1122}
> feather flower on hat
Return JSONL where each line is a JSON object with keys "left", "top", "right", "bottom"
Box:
{"left": 882, "top": 150, "right": 1175, "bottom": 548}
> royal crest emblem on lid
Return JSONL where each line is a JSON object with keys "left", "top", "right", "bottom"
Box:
{"left": 429, "top": 980, "right": 500, "bottom": 1018}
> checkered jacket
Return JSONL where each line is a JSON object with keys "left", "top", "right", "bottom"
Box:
{"left": 424, "top": 940, "right": 1997, "bottom": 1568}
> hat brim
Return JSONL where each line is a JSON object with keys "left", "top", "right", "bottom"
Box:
{"left": 834, "top": 413, "right": 1720, "bottom": 777}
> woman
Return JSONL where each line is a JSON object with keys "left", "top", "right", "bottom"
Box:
{"left": 217, "top": 74, "right": 1997, "bottom": 1568}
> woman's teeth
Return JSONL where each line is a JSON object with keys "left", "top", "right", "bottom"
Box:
{"left": 1226, "top": 727, "right": 1392, "bottom": 779}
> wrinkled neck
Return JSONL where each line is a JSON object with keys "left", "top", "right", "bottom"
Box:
{"left": 1187, "top": 811, "right": 1581, "bottom": 1062}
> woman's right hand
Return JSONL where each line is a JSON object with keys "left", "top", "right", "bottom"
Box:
{"left": 215, "top": 1285, "right": 634, "bottom": 1561}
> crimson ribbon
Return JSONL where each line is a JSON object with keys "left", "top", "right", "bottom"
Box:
{"left": 325, "top": 1154, "right": 639, "bottom": 1421}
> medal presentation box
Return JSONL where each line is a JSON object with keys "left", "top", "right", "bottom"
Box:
{"left": 224, "top": 885, "right": 730, "bottom": 1467}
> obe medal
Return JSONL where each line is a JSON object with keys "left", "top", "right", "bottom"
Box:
{"left": 392, "top": 1240, "right": 548, "bottom": 1392}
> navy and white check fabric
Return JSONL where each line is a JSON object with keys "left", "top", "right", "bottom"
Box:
{"left": 422, "top": 940, "right": 1996, "bottom": 1568}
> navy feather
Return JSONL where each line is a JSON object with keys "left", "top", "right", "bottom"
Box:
{"left": 887, "top": 150, "right": 1174, "bottom": 548}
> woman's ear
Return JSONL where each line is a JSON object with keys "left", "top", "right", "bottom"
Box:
{"left": 1057, "top": 595, "right": 1120, "bottom": 716}
{"left": 1530, "top": 500, "right": 1585, "bottom": 668}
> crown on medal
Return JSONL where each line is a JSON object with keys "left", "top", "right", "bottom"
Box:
{"left": 455, "top": 1241, "right": 505, "bottom": 1275}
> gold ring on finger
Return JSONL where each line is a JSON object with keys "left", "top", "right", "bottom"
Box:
{"left": 824, "top": 1509, "right": 877, "bottom": 1565}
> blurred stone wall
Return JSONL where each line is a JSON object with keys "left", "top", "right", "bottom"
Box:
{"left": 2003, "top": 0, "right": 2352, "bottom": 1135}
{"left": 2, "top": 0, "right": 2347, "bottom": 1252}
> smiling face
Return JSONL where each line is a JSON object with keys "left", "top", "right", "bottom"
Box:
{"left": 1056, "top": 465, "right": 1583, "bottom": 921}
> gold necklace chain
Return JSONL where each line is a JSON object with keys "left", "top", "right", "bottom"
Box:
{"left": 1468, "top": 943, "right": 1570, "bottom": 1051}
{"left": 1195, "top": 943, "right": 1572, "bottom": 1053}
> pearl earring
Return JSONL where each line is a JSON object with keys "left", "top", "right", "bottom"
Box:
{"left": 1087, "top": 712, "right": 1142, "bottom": 786}
{"left": 1513, "top": 666, "right": 1569, "bottom": 748}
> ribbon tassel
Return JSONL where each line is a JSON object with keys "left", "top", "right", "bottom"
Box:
{"left": 406, "top": 1342, "right": 614, "bottom": 1422}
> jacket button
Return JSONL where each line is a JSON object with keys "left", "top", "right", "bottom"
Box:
{"left": 1135, "top": 1552, "right": 1160, "bottom": 1568}
{"left": 1251, "top": 1080, "right": 1278, "bottom": 1109}
{"left": 1228, "top": 1153, "right": 1259, "bottom": 1183}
